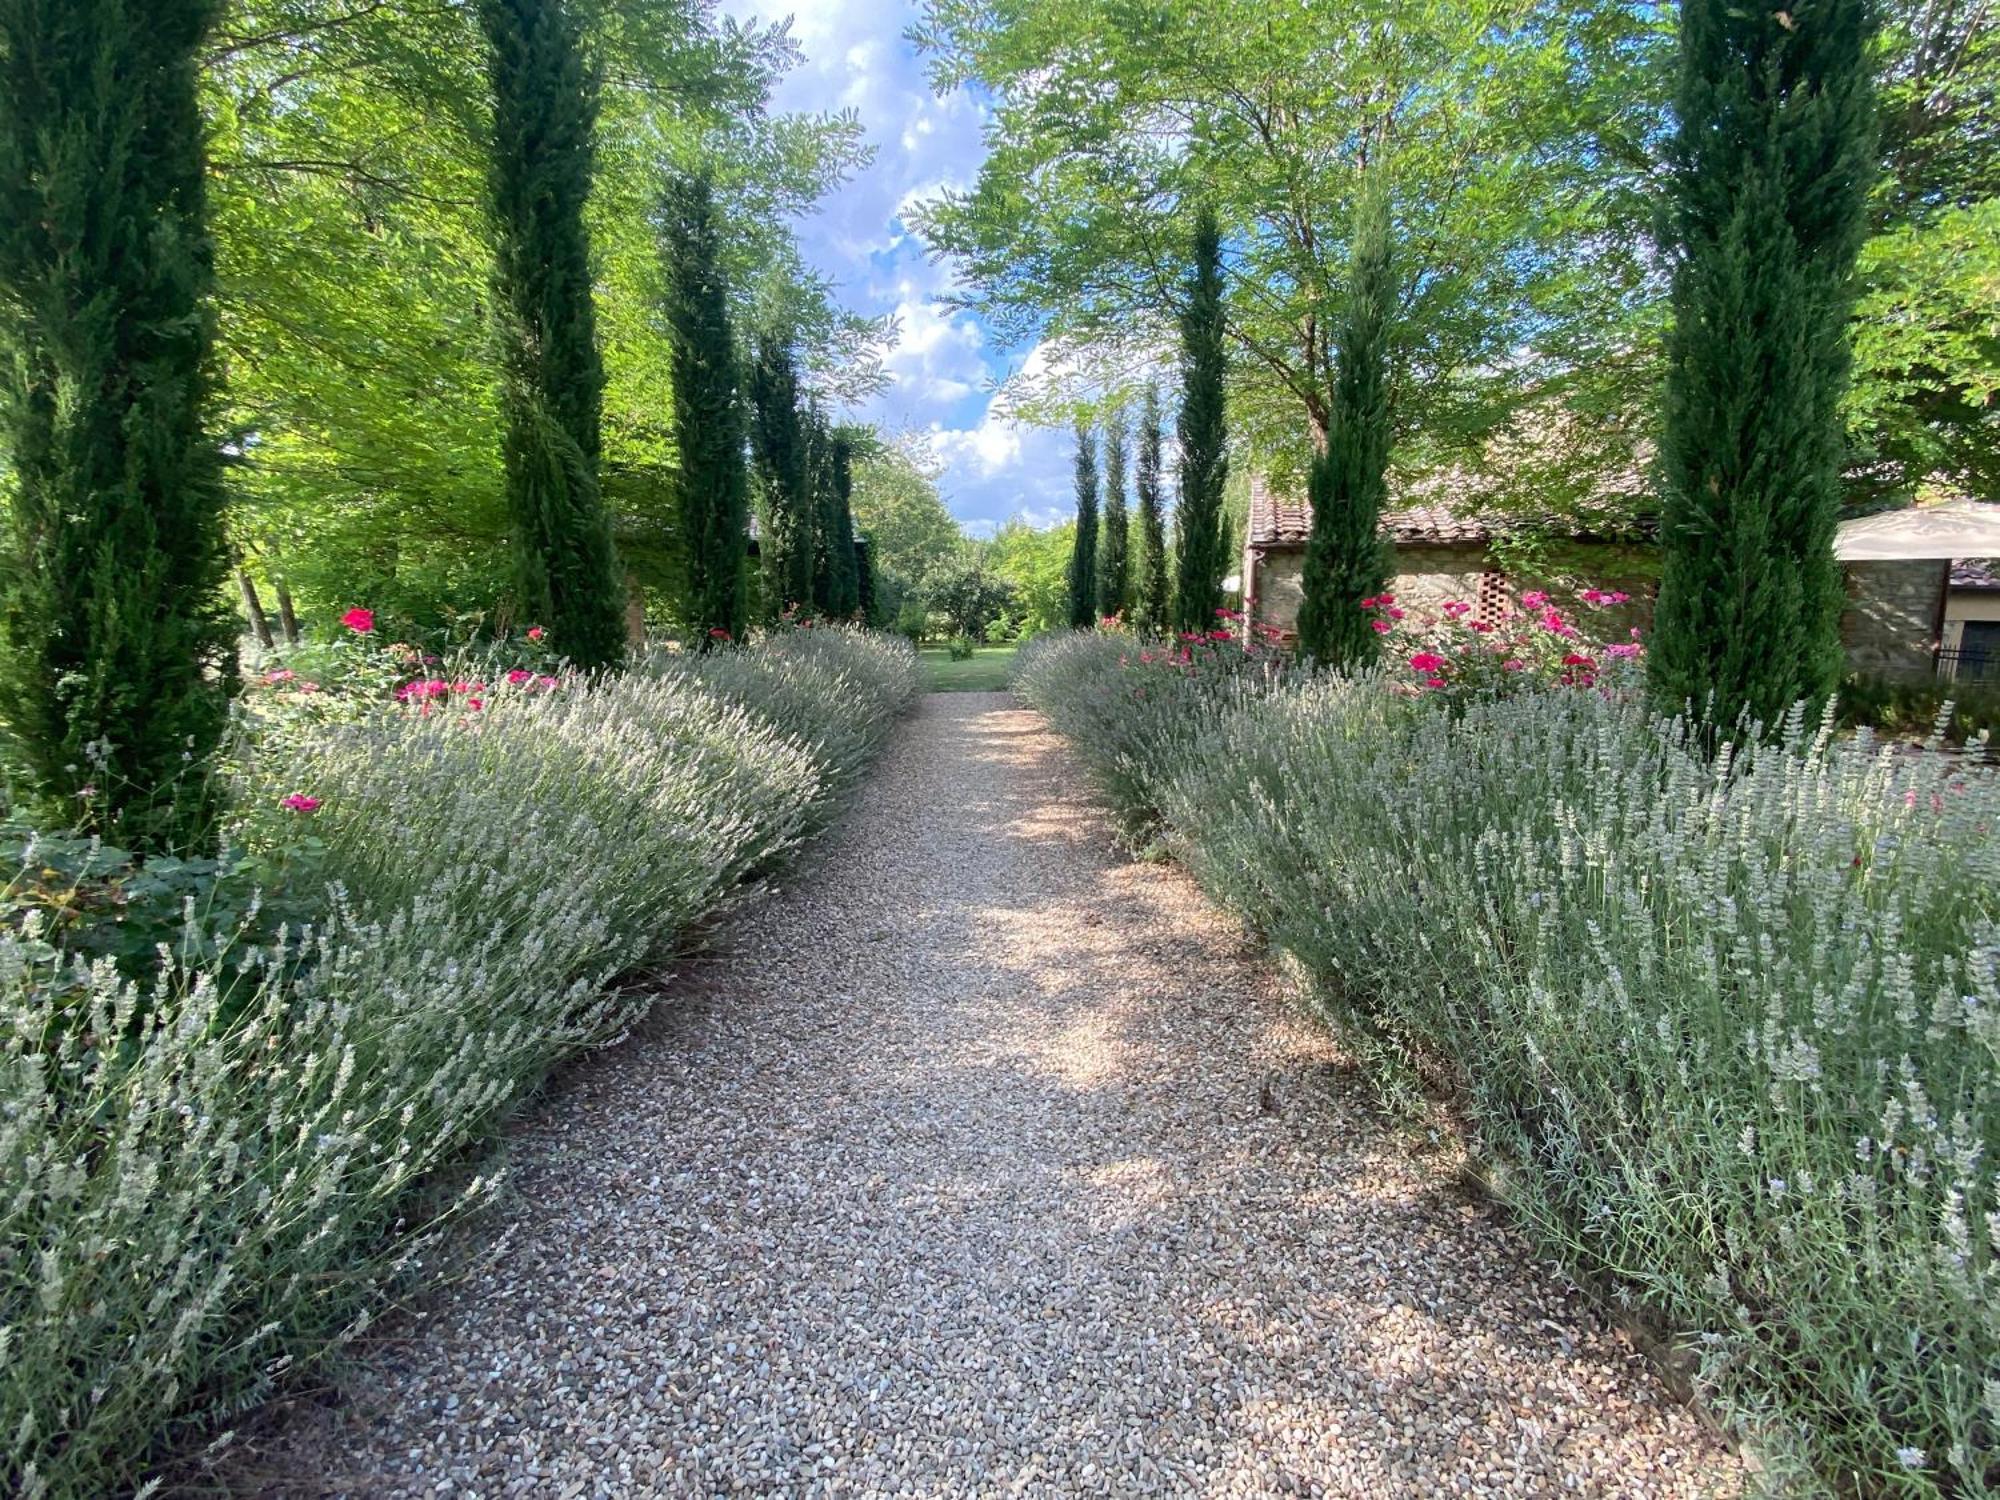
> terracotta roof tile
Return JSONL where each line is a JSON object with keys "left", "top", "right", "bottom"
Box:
{"left": 1245, "top": 473, "right": 1655, "bottom": 549}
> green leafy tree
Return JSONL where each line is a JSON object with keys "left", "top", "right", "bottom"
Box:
{"left": 0, "top": 0, "right": 238, "bottom": 853}
{"left": 849, "top": 434, "right": 964, "bottom": 589}
{"left": 913, "top": 0, "right": 1664, "bottom": 489}
{"left": 1173, "top": 207, "right": 1228, "bottom": 632}
{"left": 749, "top": 334, "right": 813, "bottom": 613}
{"left": 1296, "top": 181, "right": 1396, "bottom": 669}
{"left": 1098, "top": 411, "right": 1131, "bottom": 618}
{"left": 1066, "top": 420, "right": 1100, "bottom": 628}
{"left": 1132, "top": 384, "right": 1171, "bottom": 634}
{"left": 923, "top": 555, "right": 1016, "bottom": 639}
{"left": 983, "top": 518, "right": 1075, "bottom": 637}
{"left": 1649, "top": 0, "right": 1876, "bottom": 727}
{"left": 660, "top": 169, "right": 747, "bottom": 646}
{"left": 479, "top": 0, "right": 625, "bottom": 668}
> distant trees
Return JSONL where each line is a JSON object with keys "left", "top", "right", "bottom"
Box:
{"left": 813, "top": 423, "right": 862, "bottom": 618}
{"left": 0, "top": 0, "right": 238, "bottom": 853}
{"left": 1066, "top": 420, "right": 1101, "bottom": 628}
{"left": 1649, "top": 0, "right": 1876, "bottom": 727}
{"left": 659, "top": 170, "right": 746, "bottom": 645}
{"left": 749, "top": 335, "right": 814, "bottom": 615}
{"left": 1132, "top": 386, "right": 1171, "bottom": 634}
{"left": 1098, "top": 412, "right": 1131, "bottom": 619}
{"left": 1173, "top": 207, "right": 1229, "bottom": 632}
{"left": 1296, "top": 181, "right": 1396, "bottom": 669}
{"left": 478, "top": 0, "right": 626, "bottom": 669}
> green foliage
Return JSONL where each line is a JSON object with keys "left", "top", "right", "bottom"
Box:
{"left": 749, "top": 335, "right": 813, "bottom": 614}
{"left": 922, "top": 555, "right": 1016, "bottom": 640}
{"left": 479, "top": 0, "right": 626, "bottom": 669}
{"left": 660, "top": 169, "right": 747, "bottom": 646}
{"left": 1066, "top": 420, "right": 1100, "bottom": 628}
{"left": 1098, "top": 412, "right": 1131, "bottom": 618}
{"left": 849, "top": 436, "right": 963, "bottom": 590}
{"left": 1132, "top": 385, "right": 1170, "bottom": 634}
{"left": 1018, "top": 630, "right": 1999, "bottom": 1497}
{"left": 1650, "top": 0, "right": 1876, "bottom": 730}
{"left": 0, "top": 627, "right": 916, "bottom": 1498}
{"left": 0, "top": 0, "right": 239, "bottom": 855}
{"left": 1173, "top": 207, "right": 1228, "bottom": 632}
{"left": 1295, "top": 183, "right": 1395, "bottom": 669}
{"left": 912, "top": 0, "right": 1667, "bottom": 493}
{"left": 809, "top": 422, "right": 862, "bottom": 618}
{"left": 981, "top": 518, "right": 1074, "bottom": 639}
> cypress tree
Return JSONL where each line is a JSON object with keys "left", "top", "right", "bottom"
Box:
{"left": 749, "top": 336, "right": 813, "bottom": 615}
{"left": 1066, "top": 421, "right": 1100, "bottom": 629}
{"left": 1098, "top": 412, "right": 1131, "bottom": 619}
{"left": 820, "top": 427, "right": 862, "bottom": 618}
{"left": 1649, "top": 0, "right": 1876, "bottom": 728}
{"left": 0, "top": 0, "right": 237, "bottom": 853}
{"left": 1296, "top": 180, "right": 1396, "bottom": 669}
{"left": 479, "top": 0, "right": 626, "bottom": 669}
{"left": 659, "top": 170, "right": 747, "bottom": 647}
{"left": 1174, "top": 206, "right": 1229, "bottom": 632}
{"left": 1133, "top": 384, "right": 1171, "bottom": 635}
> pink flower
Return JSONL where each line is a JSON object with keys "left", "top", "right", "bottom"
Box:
{"left": 708, "top": 627, "right": 732, "bottom": 641}
{"left": 1370, "top": 618, "right": 1393, "bottom": 634}
{"left": 1605, "top": 591, "right": 1630, "bottom": 604}
{"left": 341, "top": 607, "right": 375, "bottom": 634}
{"left": 1424, "top": 675, "right": 1448, "bottom": 688}
{"left": 1360, "top": 595, "right": 1379, "bottom": 609}
{"left": 467, "top": 698, "right": 483, "bottom": 712}
{"left": 1442, "top": 600, "right": 1471, "bottom": 618}
{"left": 280, "top": 793, "right": 321, "bottom": 813}
{"left": 1580, "top": 588, "right": 1607, "bottom": 604}
{"left": 1377, "top": 593, "right": 1396, "bottom": 606}
{"left": 1469, "top": 621, "right": 1495, "bottom": 633}
{"left": 1502, "top": 659, "right": 1526, "bottom": 671}
{"left": 297, "top": 680, "right": 321, "bottom": 694}
{"left": 506, "top": 668, "right": 534, "bottom": 684}
{"left": 1605, "top": 643, "right": 1642, "bottom": 659}
{"left": 1562, "top": 652, "right": 1596, "bottom": 668}
{"left": 526, "top": 626, "right": 546, "bottom": 642}
{"left": 264, "top": 668, "right": 295, "bottom": 684}
{"left": 1408, "top": 651, "right": 1447, "bottom": 673}
{"left": 1520, "top": 591, "right": 1549, "bottom": 609}
{"left": 1386, "top": 607, "right": 1406, "bottom": 621}
{"left": 536, "top": 674, "right": 560, "bottom": 689}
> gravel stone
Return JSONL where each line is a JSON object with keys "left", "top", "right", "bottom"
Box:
{"left": 258, "top": 693, "right": 1744, "bottom": 1497}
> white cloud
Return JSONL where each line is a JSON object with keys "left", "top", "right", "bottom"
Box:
{"left": 716, "top": 0, "right": 1061, "bottom": 532}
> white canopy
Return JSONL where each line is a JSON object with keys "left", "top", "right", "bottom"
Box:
{"left": 1835, "top": 499, "right": 2000, "bottom": 561}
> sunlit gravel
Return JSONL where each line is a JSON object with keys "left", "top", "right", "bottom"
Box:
{"left": 261, "top": 693, "right": 1743, "bottom": 1498}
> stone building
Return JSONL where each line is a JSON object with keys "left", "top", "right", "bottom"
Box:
{"left": 1243, "top": 478, "right": 2000, "bottom": 686}
{"left": 1241, "top": 474, "right": 1655, "bottom": 638}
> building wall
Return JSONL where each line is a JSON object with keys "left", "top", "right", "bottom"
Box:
{"left": 1244, "top": 540, "right": 1654, "bottom": 640}
{"left": 1942, "top": 590, "right": 2000, "bottom": 650}
{"left": 1842, "top": 560, "right": 1946, "bottom": 683}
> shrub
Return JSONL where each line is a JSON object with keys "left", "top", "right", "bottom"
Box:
{"left": 1, "top": 628, "right": 915, "bottom": 1498}
{"left": 1015, "top": 629, "right": 1999, "bottom": 1495}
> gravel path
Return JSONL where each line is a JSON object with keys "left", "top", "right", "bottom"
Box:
{"left": 261, "top": 693, "right": 1743, "bottom": 1498}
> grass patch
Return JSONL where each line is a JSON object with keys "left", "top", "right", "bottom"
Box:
{"left": 919, "top": 644, "right": 1018, "bottom": 692}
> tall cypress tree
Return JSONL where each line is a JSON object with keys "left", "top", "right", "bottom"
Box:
{"left": 1174, "top": 206, "right": 1229, "bottom": 632}
{"left": 1296, "top": 180, "right": 1396, "bottom": 669}
{"left": 1066, "top": 420, "right": 1100, "bottom": 629}
{"left": 1133, "top": 384, "right": 1171, "bottom": 635}
{"left": 749, "top": 336, "right": 813, "bottom": 615}
{"left": 1099, "top": 412, "right": 1131, "bottom": 619}
{"left": 480, "top": 0, "right": 626, "bottom": 669}
{"left": 0, "top": 0, "right": 237, "bottom": 853}
{"left": 819, "top": 426, "right": 862, "bottom": 618}
{"left": 660, "top": 170, "right": 746, "bottom": 647}
{"left": 1649, "top": 0, "right": 1875, "bottom": 728}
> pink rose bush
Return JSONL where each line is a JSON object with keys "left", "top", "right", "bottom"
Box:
{"left": 1360, "top": 587, "right": 1644, "bottom": 700}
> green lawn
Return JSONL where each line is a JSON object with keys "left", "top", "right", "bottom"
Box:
{"left": 919, "top": 643, "right": 1019, "bottom": 692}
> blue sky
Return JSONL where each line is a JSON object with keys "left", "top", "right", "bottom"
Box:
{"left": 718, "top": 0, "right": 1075, "bottom": 535}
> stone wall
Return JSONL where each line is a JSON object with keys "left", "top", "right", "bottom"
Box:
{"left": 1843, "top": 560, "right": 1946, "bottom": 682}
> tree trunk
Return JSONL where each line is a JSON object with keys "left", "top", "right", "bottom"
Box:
{"left": 274, "top": 578, "right": 301, "bottom": 644}
{"left": 238, "top": 569, "right": 276, "bottom": 649}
